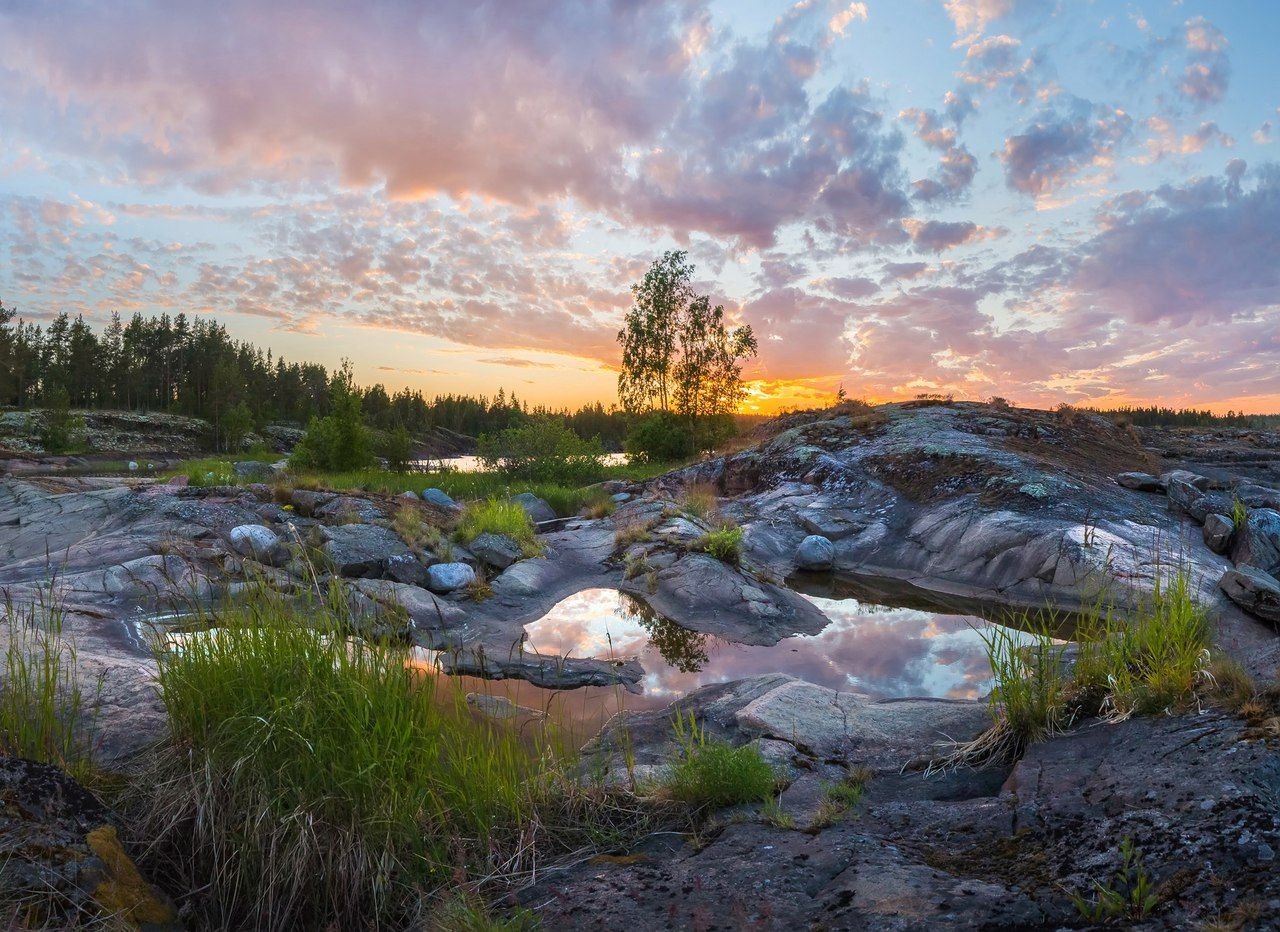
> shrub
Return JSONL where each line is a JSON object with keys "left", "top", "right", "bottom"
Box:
{"left": 289, "top": 361, "right": 374, "bottom": 472}
{"left": 376, "top": 425, "right": 415, "bottom": 473}
{"left": 457, "top": 499, "right": 540, "bottom": 556}
{"left": 477, "top": 418, "right": 605, "bottom": 486}
{"left": 697, "top": 526, "right": 743, "bottom": 565}
{"left": 664, "top": 709, "right": 775, "bottom": 808}
{"left": 624, "top": 411, "right": 693, "bottom": 464}
{"left": 679, "top": 482, "right": 719, "bottom": 520}
{"left": 38, "top": 386, "right": 87, "bottom": 454}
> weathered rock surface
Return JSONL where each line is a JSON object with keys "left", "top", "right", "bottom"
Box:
{"left": 228, "top": 523, "right": 288, "bottom": 567}
{"left": 1219, "top": 566, "right": 1280, "bottom": 624}
{"left": 421, "top": 487, "right": 460, "bottom": 510}
{"left": 1117, "top": 471, "right": 1163, "bottom": 492}
{"left": 1231, "top": 508, "right": 1280, "bottom": 573}
{"left": 469, "top": 531, "right": 523, "bottom": 570}
{"left": 320, "top": 523, "right": 410, "bottom": 578}
{"left": 512, "top": 491, "right": 557, "bottom": 524}
{"left": 1202, "top": 512, "right": 1234, "bottom": 554}
{"left": 232, "top": 460, "right": 276, "bottom": 482}
{"left": 0, "top": 756, "right": 181, "bottom": 930}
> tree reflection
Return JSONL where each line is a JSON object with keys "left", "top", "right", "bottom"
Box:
{"left": 618, "top": 594, "right": 709, "bottom": 673}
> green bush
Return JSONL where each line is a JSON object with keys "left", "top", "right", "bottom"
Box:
{"left": 477, "top": 418, "right": 605, "bottom": 485}
{"left": 625, "top": 411, "right": 693, "bottom": 464}
{"left": 697, "top": 526, "right": 744, "bottom": 565}
{"left": 664, "top": 709, "right": 775, "bottom": 807}
{"left": 375, "top": 424, "right": 415, "bottom": 472}
{"left": 289, "top": 361, "right": 374, "bottom": 472}
{"left": 37, "top": 387, "right": 87, "bottom": 454}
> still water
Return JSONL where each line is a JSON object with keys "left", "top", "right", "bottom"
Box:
{"left": 412, "top": 453, "right": 629, "bottom": 472}
{"left": 412, "top": 587, "right": 1039, "bottom": 735}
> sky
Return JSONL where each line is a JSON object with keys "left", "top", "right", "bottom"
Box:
{"left": 2, "top": 0, "right": 1278, "bottom": 414}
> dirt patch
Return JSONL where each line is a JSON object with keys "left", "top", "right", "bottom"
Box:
{"left": 861, "top": 451, "right": 1011, "bottom": 503}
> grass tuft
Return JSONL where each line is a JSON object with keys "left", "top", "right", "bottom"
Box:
{"left": 695, "top": 526, "right": 744, "bottom": 566}
{"left": 457, "top": 499, "right": 541, "bottom": 557}
{"left": 663, "top": 709, "right": 775, "bottom": 808}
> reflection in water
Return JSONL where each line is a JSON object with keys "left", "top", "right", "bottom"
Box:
{"left": 411, "top": 453, "right": 629, "bottom": 473}
{"left": 411, "top": 588, "right": 1051, "bottom": 740}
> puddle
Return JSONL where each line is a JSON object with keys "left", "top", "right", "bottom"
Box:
{"left": 412, "top": 587, "right": 1050, "bottom": 738}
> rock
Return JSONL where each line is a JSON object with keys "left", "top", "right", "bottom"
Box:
{"left": 426, "top": 561, "right": 476, "bottom": 593}
{"left": 0, "top": 756, "right": 181, "bottom": 930}
{"left": 228, "top": 523, "right": 288, "bottom": 567}
{"left": 232, "top": 460, "right": 275, "bottom": 482}
{"left": 1161, "top": 469, "right": 1211, "bottom": 491}
{"left": 611, "top": 492, "right": 631, "bottom": 503}
{"left": 421, "top": 487, "right": 461, "bottom": 510}
{"left": 1219, "top": 566, "right": 1280, "bottom": 623}
{"left": 1235, "top": 482, "right": 1280, "bottom": 510}
{"left": 1117, "top": 471, "right": 1163, "bottom": 492}
{"left": 290, "top": 488, "right": 334, "bottom": 517}
{"left": 511, "top": 491, "right": 556, "bottom": 525}
{"left": 385, "top": 552, "right": 430, "bottom": 587}
{"left": 1230, "top": 508, "right": 1280, "bottom": 573}
{"left": 794, "top": 534, "right": 835, "bottom": 570}
{"left": 398, "top": 490, "right": 418, "bottom": 502}
{"left": 468, "top": 531, "right": 523, "bottom": 571}
{"left": 651, "top": 515, "right": 708, "bottom": 545}
{"left": 127, "top": 460, "right": 138, "bottom": 471}
{"left": 1202, "top": 513, "right": 1234, "bottom": 554}
{"left": 465, "top": 692, "right": 547, "bottom": 721}
{"left": 320, "top": 524, "right": 410, "bottom": 578}
{"left": 314, "top": 494, "right": 384, "bottom": 523}
{"left": 441, "top": 648, "right": 644, "bottom": 690}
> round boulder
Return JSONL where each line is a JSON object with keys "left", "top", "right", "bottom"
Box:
{"left": 795, "top": 534, "right": 835, "bottom": 571}
{"left": 511, "top": 492, "right": 557, "bottom": 525}
{"left": 426, "top": 562, "right": 477, "bottom": 593}
{"left": 469, "top": 532, "right": 522, "bottom": 571}
{"left": 228, "top": 524, "right": 288, "bottom": 567}
{"left": 421, "top": 487, "right": 460, "bottom": 511}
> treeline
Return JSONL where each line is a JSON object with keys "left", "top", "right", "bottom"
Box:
{"left": 0, "top": 302, "right": 629, "bottom": 448}
{"left": 1086, "top": 405, "right": 1280, "bottom": 429}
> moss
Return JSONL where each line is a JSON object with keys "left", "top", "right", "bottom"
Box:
{"left": 85, "top": 825, "right": 180, "bottom": 927}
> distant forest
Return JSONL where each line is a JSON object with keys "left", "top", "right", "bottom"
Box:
{"left": 1084, "top": 405, "right": 1280, "bottom": 429}
{"left": 0, "top": 304, "right": 629, "bottom": 448}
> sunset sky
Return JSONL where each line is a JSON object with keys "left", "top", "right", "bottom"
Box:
{"left": 2, "top": 0, "right": 1278, "bottom": 413}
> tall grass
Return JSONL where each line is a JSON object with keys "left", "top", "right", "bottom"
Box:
{"left": 663, "top": 709, "right": 776, "bottom": 808}
{"left": 0, "top": 591, "right": 95, "bottom": 780}
{"left": 133, "top": 584, "right": 560, "bottom": 930}
{"left": 937, "top": 566, "right": 1216, "bottom": 770}
{"left": 457, "top": 499, "right": 541, "bottom": 556}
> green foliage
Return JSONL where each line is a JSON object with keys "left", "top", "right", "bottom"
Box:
{"left": 0, "top": 593, "right": 93, "bottom": 780}
{"left": 376, "top": 424, "right": 415, "bottom": 472}
{"left": 980, "top": 623, "right": 1074, "bottom": 748}
{"left": 289, "top": 360, "right": 374, "bottom": 472}
{"left": 696, "top": 526, "right": 744, "bottom": 565}
{"left": 626, "top": 596, "right": 709, "bottom": 673}
{"left": 1072, "top": 837, "right": 1160, "bottom": 921}
{"left": 664, "top": 709, "right": 776, "bottom": 808}
{"left": 434, "top": 894, "right": 541, "bottom": 931}
{"left": 140, "top": 585, "right": 556, "bottom": 929}
{"left": 170, "top": 458, "right": 236, "bottom": 487}
{"left": 1231, "top": 496, "right": 1248, "bottom": 529}
{"left": 625, "top": 410, "right": 693, "bottom": 463}
{"left": 37, "top": 385, "right": 87, "bottom": 454}
{"left": 219, "top": 400, "right": 254, "bottom": 453}
{"left": 477, "top": 418, "right": 606, "bottom": 486}
{"left": 617, "top": 250, "right": 757, "bottom": 422}
{"left": 457, "top": 499, "right": 541, "bottom": 556}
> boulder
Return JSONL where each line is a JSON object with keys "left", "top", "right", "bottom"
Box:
{"left": 1202, "top": 513, "right": 1234, "bottom": 554}
{"left": 795, "top": 534, "right": 835, "bottom": 570}
{"left": 468, "top": 531, "right": 522, "bottom": 570}
{"left": 1116, "top": 471, "right": 1163, "bottom": 492}
{"left": 511, "top": 491, "right": 556, "bottom": 525}
{"left": 1230, "top": 508, "right": 1280, "bottom": 574}
{"left": 1235, "top": 483, "right": 1280, "bottom": 510}
{"left": 1161, "top": 469, "right": 1211, "bottom": 491}
{"left": 421, "top": 487, "right": 461, "bottom": 511}
{"left": 1167, "top": 478, "right": 1232, "bottom": 524}
{"left": 228, "top": 523, "right": 289, "bottom": 567}
{"left": 1219, "top": 566, "right": 1280, "bottom": 624}
{"left": 290, "top": 488, "right": 335, "bottom": 517}
{"left": 426, "top": 561, "right": 476, "bottom": 593}
{"left": 320, "top": 524, "right": 410, "bottom": 578}
{"left": 385, "top": 552, "right": 430, "bottom": 587}
{"left": 314, "top": 494, "right": 384, "bottom": 523}
{"left": 232, "top": 460, "right": 276, "bottom": 482}
{"left": 651, "top": 515, "right": 708, "bottom": 546}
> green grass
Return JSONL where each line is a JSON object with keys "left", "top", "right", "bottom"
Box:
{"left": 942, "top": 566, "right": 1215, "bottom": 769}
{"left": 0, "top": 592, "right": 94, "bottom": 781}
{"left": 1231, "top": 496, "right": 1248, "bottom": 529}
{"left": 663, "top": 709, "right": 776, "bottom": 808}
{"left": 695, "top": 526, "right": 744, "bottom": 565}
{"left": 133, "top": 584, "right": 562, "bottom": 930}
{"left": 456, "top": 499, "right": 541, "bottom": 556}
{"left": 166, "top": 457, "right": 236, "bottom": 486}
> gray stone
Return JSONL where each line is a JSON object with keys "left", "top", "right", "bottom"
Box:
{"left": 426, "top": 561, "right": 476, "bottom": 593}
{"left": 1117, "top": 471, "right": 1163, "bottom": 492}
{"left": 228, "top": 523, "right": 288, "bottom": 567}
{"left": 232, "top": 460, "right": 275, "bottom": 482}
{"left": 320, "top": 523, "right": 410, "bottom": 578}
{"left": 651, "top": 516, "right": 707, "bottom": 545}
{"left": 468, "top": 531, "right": 523, "bottom": 570}
{"left": 511, "top": 491, "right": 556, "bottom": 524}
{"left": 1161, "top": 469, "right": 1211, "bottom": 491}
{"left": 611, "top": 491, "right": 631, "bottom": 503}
{"left": 1202, "top": 513, "right": 1234, "bottom": 554}
{"left": 1230, "top": 508, "right": 1280, "bottom": 574}
{"left": 1219, "top": 566, "right": 1280, "bottom": 623}
{"left": 795, "top": 534, "right": 835, "bottom": 570}
{"left": 290, "top": 488, "right": 335, "bottom": 517}
{"left": 314, "top": 494, "right": 384, "bottom": 523}
{"left": 421, "top": 487, "right": 460, "bottom": 510}
{"left": 385, "top": 552, "right": 430, "bottom": 587}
